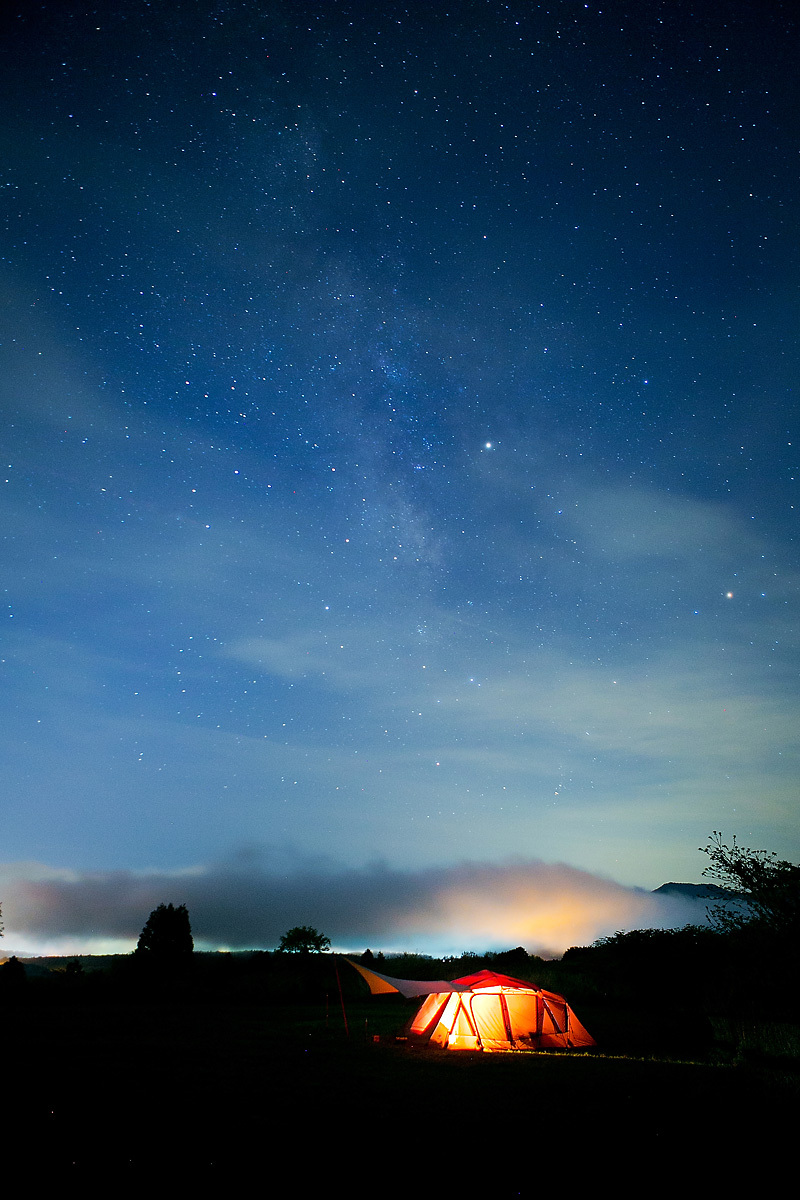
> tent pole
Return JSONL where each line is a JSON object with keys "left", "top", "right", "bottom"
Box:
{"left": 334, "top": 958, "right": 350, "bottom": 1038}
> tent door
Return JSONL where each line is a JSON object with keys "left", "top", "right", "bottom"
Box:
{"left": 446, "top": 996, "right": 482, "bottom": 1050}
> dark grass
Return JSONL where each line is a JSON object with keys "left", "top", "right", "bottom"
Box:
{"left": 4, "top": 978, "right": 797, "bottom": 1189}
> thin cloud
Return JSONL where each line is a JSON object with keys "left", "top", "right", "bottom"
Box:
{"left": 566, "top": 485, "right": 744, "bottom": 562}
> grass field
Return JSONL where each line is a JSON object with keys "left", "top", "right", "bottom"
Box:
{"left": 5, "top": 981, "right": 796, "bottom": 1188}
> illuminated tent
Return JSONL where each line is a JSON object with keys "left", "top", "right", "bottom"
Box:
{"left": 348, "top": 961, "right": 595, "bottom": 1052}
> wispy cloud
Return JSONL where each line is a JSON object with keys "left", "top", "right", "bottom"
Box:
{"left": 565, "top": 484, "right": 746, "bottom": 562}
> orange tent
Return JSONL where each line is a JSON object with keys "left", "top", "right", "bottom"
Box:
{"left": 349, "top": 961, "right": 595, "bottom": 1052}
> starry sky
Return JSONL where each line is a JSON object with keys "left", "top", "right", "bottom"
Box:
{"left": 2, "top": 0, "right": 798, "bottom": 955}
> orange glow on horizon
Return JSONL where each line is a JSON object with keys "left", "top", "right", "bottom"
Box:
{"left": 389, "top": 868, "right": 661, "bottom": 954}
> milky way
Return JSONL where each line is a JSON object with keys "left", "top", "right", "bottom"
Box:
{"left": 2, "top": 1, "right": 797, "bottom": 952}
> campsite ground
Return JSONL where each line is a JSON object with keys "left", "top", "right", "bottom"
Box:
{"left": 5, "top": 977, "right": 796, "bottom": 1187}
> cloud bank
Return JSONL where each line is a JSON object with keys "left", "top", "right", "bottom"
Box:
{"left": 1, "top": 850, "right": 710, "bottom": 957}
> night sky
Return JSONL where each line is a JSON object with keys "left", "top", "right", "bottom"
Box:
{"left": 2, "top": 1, "right": 797, "bottom": 955}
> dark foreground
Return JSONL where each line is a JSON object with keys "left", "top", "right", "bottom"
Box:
{"left": 5, "top": 986, "right": 797, "bottom": 1189}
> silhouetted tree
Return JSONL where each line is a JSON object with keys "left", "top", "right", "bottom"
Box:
{"left": 136, "top": 903, "right": 194, "bottom": 962}
{"left": 491, "top": 946, "right": 530, "bottom": 971}
{"left": 0, "top": 955, "right": 26, "bottom": 993}
{"left": 278, "top": 926, "right": 331, "bottom": 954}
{"left": 701, "top": 832, "right": 800, "bottom": 939}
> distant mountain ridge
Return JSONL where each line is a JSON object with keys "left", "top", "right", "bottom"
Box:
{"left": 653, "top": 881, "right": 737, "bottom": 901}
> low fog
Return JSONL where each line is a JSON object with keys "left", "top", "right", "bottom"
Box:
{"left": 0, "top": 849, "right": 711, "bottom": 957}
